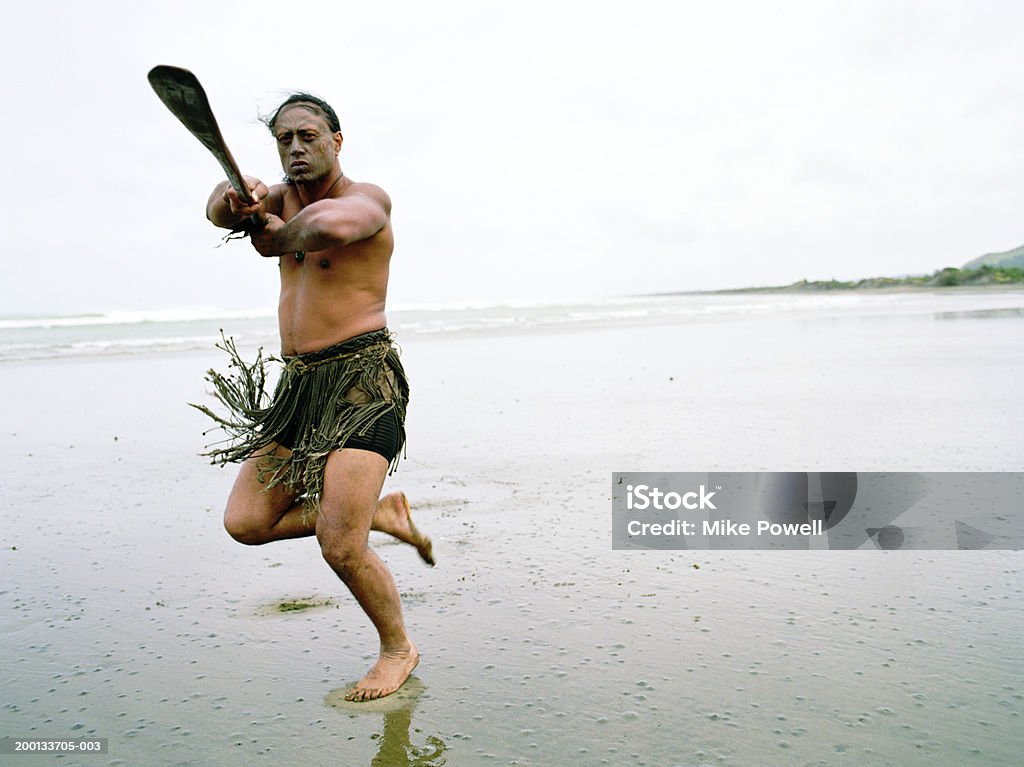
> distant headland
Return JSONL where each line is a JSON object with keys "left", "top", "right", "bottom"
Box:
{"left": 714, "top": 243, "right": 1024, "bottom": 293}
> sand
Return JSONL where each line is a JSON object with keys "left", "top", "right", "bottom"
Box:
{"left": 2, "top": 290, "right": 1023, "bottom": 765}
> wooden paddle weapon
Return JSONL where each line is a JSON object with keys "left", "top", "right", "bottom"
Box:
{"left": 147, "top": 65, "right": 266, "bottom": 226}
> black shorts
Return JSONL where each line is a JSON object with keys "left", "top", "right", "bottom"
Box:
{"left": 276, "top": 406, "right": 402, "bottom": 464}
{"left": 340, "top": 407, "right": 403, "bottom": 462}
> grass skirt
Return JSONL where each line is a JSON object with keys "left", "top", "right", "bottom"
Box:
{"left": 192, "top": 329, "right": 409, "bottom": 516}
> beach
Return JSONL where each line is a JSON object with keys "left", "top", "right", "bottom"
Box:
{"left": 2, "top": 289, "right": 1023, "bottom": 766}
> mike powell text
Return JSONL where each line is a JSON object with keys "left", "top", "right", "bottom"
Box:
{"left": 623, "top": 483, "right": 825, "bottom": 538}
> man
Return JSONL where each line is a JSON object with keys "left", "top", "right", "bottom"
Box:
{"left": 200, "top": 92, "right": 432, "bottom": 702}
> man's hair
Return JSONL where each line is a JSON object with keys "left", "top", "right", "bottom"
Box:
{"left": 262, "top": 92, "right": 341, "bottom": 134}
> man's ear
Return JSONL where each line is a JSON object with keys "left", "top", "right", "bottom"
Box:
{"left": 334, "top": 131, "right": 343, "bottom": 155}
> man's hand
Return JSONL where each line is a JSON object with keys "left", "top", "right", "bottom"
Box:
{"left": 222, "top": 176, "right": 270, "bottom": 221}
{"left": 207, "top": 176, "right": 270, "bottom": 228}
{"left": 249, "top": 213, "right": 287, "bottom": 257}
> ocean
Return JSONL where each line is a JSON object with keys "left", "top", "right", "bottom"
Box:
{"left": 3, "top": 289, "right": 1021, "bottom": 363}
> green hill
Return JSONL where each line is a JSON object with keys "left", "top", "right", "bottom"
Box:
{"left": 963, "top": 244, "right": 1024, "bottom": 270}
{"left": 714, "top": 265, "right": 1024, "bottom": 294}
{"left": 702, "top": 241, "right": 1024, "bottom": 294}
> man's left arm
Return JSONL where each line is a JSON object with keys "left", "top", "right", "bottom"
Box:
{"left": 250, "top": 192, "right": 389, "bottom": 257}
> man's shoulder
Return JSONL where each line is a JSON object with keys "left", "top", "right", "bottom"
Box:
{"left": 343, "top": 181, "right": 391, "bottom": 214}
{"left": 266, "top": 182, "right": 293, "bottom": 214}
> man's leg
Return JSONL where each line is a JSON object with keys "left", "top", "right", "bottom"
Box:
{"left": 223, "top": 445, "right": 311, "bottom": 543}
{"left": 371, "top": 492, "right": 435, "bottom": 566}
{"left": 223, "top": 444, "right": 432, "bottom": 555}
{"left": 316, "top": 448, "right": 419, "bottom": 701}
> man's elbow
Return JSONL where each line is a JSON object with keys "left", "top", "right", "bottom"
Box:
{"left": 320, "top": 212, "right": 386, "bottom": 247}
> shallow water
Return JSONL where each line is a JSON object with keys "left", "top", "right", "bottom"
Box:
{"left": 2, "top": 291, "right": 1022, "bottom": 765}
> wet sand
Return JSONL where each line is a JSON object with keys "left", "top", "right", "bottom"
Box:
{"left": 2, "top": 291, "right": 1023, "bottom": 765}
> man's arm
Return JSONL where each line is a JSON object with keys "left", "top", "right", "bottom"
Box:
{"left": 250, "top": 190, "right": 390, "bottom": 257}
{"left": 205, "top": 177, "right": 276, "bottom": 229}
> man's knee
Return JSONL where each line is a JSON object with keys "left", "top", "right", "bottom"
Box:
{"left": 223, "top": 502, "right": 269, "bottom": 545}
{"left": 317, "top": 526, "right": 368, "bottom": 577}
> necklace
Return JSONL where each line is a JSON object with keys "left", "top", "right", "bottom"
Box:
{"left": 294, "top": 174, "right": 348, "bottom": 262}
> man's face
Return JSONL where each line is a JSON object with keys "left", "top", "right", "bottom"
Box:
{"left": 272, "top": 105, "right": 341, "bottom": 183}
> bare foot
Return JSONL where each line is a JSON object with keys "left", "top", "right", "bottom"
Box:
{"left": 373, "top": 492, "right": 435, "bottom": 566}
{"left": 345, "top": 644, "right": 420, "bottom": 701}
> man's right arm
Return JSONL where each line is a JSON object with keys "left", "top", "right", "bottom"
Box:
{"left": 205, "top": 177, "right": 275, "bottom": 229}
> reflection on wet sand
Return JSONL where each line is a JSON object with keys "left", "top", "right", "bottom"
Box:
{"left": 325, "top": 677, "right": 446, "bottom": 766}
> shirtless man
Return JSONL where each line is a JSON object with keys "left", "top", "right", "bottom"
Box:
{"left": 202, "top": 93, "right": 431, "bottom": 701}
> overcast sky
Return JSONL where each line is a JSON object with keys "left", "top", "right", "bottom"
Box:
{"left": 2, "top": 0, "right": 1022, "bottom": 315}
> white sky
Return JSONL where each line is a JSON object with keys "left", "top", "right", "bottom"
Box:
{"left": 2, "top": 0, "right": 1022, "bottom": 315}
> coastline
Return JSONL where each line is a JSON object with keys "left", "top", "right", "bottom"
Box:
{"left": 668, "top": 280, "right": 1024, "bottom": 297}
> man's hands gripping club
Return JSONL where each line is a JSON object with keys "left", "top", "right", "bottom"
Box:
{"left": 208, "top": 176, "right": 288, "bottom": 256}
